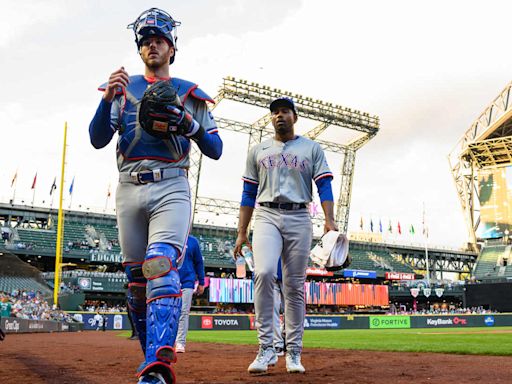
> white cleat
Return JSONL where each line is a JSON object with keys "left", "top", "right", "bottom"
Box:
{"left": 175, "top": 343, "right": 185, "bottom": 353}
{"left": 286, "top": 350, "right": 305, "bottom": 374}
{"left": 248, "top": 346, "right": 278, "bottom": 374}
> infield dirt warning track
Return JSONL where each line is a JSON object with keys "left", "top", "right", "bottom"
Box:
{"left": 0, "top": 332, "right": 511, "bottom": 384}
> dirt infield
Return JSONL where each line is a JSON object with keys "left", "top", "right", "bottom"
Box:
{"left": 0, "top": 332, "right": 511, "bottom": 384}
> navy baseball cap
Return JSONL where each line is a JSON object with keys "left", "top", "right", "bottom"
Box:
{"left": 270, "top": 97, "right": 297, "bottom": 115}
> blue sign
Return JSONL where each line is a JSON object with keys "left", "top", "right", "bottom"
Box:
{"left": 303, "top": 316, "right": 341, "bottom": 329}
{"left": 343, "top": 270, "right": 377, "bottom": 279}
{"left": 484, "top": 315, "right": 495, "bottom": 327}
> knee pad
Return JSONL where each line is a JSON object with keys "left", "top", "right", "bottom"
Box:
{"left": 124, "top": 262, "right": 147, "bottom": 353}
{"left": 143, "top": 242, "right": 181, "bottom": 302}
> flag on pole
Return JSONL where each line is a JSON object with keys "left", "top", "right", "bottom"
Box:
{"left": 370, "top": 219, "right": 374, "bottom": 232}
{"left": 107, "top": 183, "right": 111, "bottom": 197}
{"left": 388, "top": 220, "right": 392, "bottom": 233}
{"left": 50, "top": 177, "right": 57, "bottom": 195}
{"left": 359, "top": 217, "right": 364, "bottom": 230}
{"left": 11, "top": 171, "right": 18, "bottom": 187}
{"left": 69, "top": 177, "right": 75, "bottom": 195}
{"left": 410, "top": 224, "right": 415, "bottom": 235}
{"left": 31, "top": 173, "right": 37, "bottom": 189}
{"left": 379, "top": 219, "right": 383, "bottom": 233}
{"left": 397, "top": 221, "right": 402, "bottom": 235}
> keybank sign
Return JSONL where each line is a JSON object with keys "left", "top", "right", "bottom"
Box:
{"left": 370, "top": 316, "right": 411, "bottom": 329}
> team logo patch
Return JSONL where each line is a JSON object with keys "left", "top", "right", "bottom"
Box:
{"left": 152, "top": 120, "right": 169, "bottom": 133}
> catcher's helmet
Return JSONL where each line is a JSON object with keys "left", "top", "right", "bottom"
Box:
{"left": 127, "top": 8, "right": 181, "bottom": 64}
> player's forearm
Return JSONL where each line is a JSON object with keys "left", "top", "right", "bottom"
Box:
{"left": 237, "top": 205, "right": 254, "bottom": 235}
{"left": 89, "top": 99, "right": 115, "bottom": 149}
{"left": 194, "top": 130, "right": 223, "bottom": 160}
{"left": 321, "top": 200, "right": 336, "bottom": 225}
{"left": 194, "top": 250, "right": 205, "bottom": 285}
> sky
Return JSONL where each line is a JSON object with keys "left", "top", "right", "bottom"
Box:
{"left": 1, "top": 0, "right": 511, "bottom": 249}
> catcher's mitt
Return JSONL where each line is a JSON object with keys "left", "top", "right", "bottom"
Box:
{"left": 138, "top": 80, "right": 185, "bottom": 139}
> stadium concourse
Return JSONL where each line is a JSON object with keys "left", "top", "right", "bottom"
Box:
{"left": 1, "top": 201, "right": 502, "bottom": 318}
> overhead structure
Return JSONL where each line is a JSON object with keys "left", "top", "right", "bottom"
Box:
{"left": 448, "top": 81, "right": 512, "bottom": 250}
{"left": 189, "top": 76, "right": 380, "bottom": 233}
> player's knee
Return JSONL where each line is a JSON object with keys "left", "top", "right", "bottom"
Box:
{"left": 143, "top": 242, "right": 181, "bottom": 302}
{"left": 254, "top": 269, "right": 277, "bottom": 286}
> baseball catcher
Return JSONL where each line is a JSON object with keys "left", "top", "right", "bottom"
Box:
{"left": 89, "top": 7, "right": 223, "bottom": 384}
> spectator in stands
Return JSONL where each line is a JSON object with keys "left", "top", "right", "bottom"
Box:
{"left": 175, "top": 235, "right": 205, "bottom": 353}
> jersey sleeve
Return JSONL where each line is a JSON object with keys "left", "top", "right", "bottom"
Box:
{"left": 312, "top": 142, "right": 333, "bottom": 182}
{"left": 242, "top": 146, "right": 259, "bottom": 185}
{"left": 190, "top": 98, "right": 217, "bottom": 133}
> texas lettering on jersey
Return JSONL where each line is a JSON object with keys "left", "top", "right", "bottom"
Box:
{"left": 258, "top": 152, "right": 310, "bottom": 171}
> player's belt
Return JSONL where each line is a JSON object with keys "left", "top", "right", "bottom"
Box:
{"left": 119, "top": 168, "right": 187, "bottom": 184}
{"left": 260, "top": 202, "right": 307, "bottom": 210}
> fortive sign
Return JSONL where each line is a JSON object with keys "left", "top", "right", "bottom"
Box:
{"left": 369, "top": 316, "right": 411, "bottom": 329}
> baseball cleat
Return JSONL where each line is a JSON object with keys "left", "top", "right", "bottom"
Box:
{"left": 175, "top": 343, "right": 185, "bottom": 353}
{"left": 138, "top": 372, "right": 167, "bottom": 384}
{"left": 286, "top": 350, "right": 305, "bottom": 374}
{"left": 248, "top": 346, "right": 278, "bottom": 374}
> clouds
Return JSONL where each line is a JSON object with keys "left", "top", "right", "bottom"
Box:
{"left": 2, "top": 0, "right": 512, "bottom": 248}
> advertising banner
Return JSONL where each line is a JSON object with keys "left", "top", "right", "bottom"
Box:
{"left": 385, "top": 272, "right": 415, "bottom": 280}
{"left": 343, "top": 270, "right": 377, "bottom": 279}
{"left": 68, "top": 313, "right": 129, "bottom": 330}
{"left": 369, "top": 316, "right": 411, "bottom": 329}
{"left": 303, "top": 316, "right": 341, "bottom": 330}
{"left": 189, "top": 315, "right": 250, "bottom": 330}
{"left": 1, "top": 317, "right": 61, "bottom": 333}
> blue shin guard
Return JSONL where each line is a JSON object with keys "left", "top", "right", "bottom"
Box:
{"left": 124, "top": 262, "right": 147, "bottom": 354}
{"left": 138, "top": 243, "right": 182, "bottom": 384}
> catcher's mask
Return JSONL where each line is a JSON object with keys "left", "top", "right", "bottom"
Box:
{"left": 127, "top": 8, "right": 181, "bottom": 64}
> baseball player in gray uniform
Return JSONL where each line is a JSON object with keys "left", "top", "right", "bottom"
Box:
{"left": 234, "top": 97, "right": 337, "bottom": 374}
{"left": 89, "top": 8, "right": 222, "bottom": 384}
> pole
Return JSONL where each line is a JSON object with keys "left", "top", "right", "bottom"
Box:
{"left": 423, "top": 202, "right": 430, "bottom": 286}
{"left": 53, "top": 122, "right": 68, "bottom": 307}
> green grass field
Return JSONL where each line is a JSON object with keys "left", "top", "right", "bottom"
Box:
{"left": 118, "top": 327, "right": 512, "bottom": 356}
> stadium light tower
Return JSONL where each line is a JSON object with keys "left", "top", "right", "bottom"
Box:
{"left": 449, "top": 81, "right": 512, "bottom": 251}
{"left": 189, "top": 77, "right": 380, "bottom": 234}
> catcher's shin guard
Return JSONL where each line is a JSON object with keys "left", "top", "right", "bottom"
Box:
{"left": 125, "top": 262, "right": 147, "bottom": 354}
{"left": 138, "top": 242, "right": 182, "bottom": 383}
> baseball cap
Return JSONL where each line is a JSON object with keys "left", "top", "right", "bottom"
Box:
{"left": 269, "top": 97, "right": 297, "bottom": 115}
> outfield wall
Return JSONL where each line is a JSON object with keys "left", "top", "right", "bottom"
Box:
{"left": 4, "top": 313, "right": 511, "bottom": 333}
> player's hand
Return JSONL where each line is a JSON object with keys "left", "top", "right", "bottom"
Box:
{"left": 103, "top": 67, "right": 130, "bottom": 103}
{"left": 324, "top": 219, "right": 338, "bottom": 234}
{"left": 233, "top": 232, "right": 251, "bottom": 261}
{"left": 165, "top": 106, "right": 200, "bottom": 136}
{"left": 196, "top": 285, "right": 205, "bottom": 295}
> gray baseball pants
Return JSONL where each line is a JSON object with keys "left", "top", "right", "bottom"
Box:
{"left": 273, "top": 279, "right": 285, "bottom": 349}
{"left": 252, "top": 206, "right": 312, "bottom": 350}
{"left": 116, "top": 175, "right": 191, "bottom": 263}
{"left": 176, "top": 287, "right": 194, "bottom": 346}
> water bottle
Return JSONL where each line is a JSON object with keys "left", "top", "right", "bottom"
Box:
{"left": 242, "top": 245, "right": 255, "bottom": 272}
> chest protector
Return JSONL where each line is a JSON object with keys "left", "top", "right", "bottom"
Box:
{"left": 99, "top": 75, "right": 213, "bottom": 162}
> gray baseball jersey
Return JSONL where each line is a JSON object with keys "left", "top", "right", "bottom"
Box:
{"left": 242, "top": 136, "right": 333, "bottom": 203}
